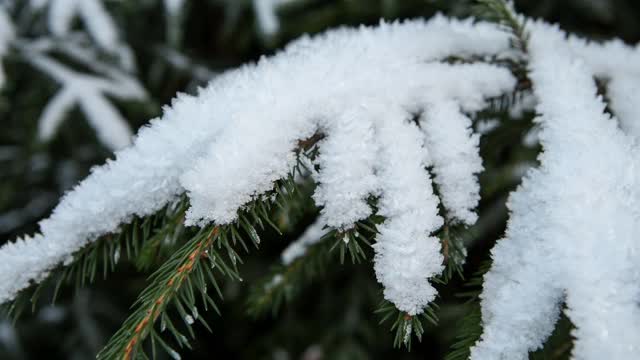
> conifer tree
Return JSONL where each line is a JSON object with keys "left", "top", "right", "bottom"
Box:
{"left": 0, "top": 1, "right": 639, "bottom": 359}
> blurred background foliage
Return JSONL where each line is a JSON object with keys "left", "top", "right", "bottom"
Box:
{"left": 0, "top": 0, "right": 638, "bottom": 359}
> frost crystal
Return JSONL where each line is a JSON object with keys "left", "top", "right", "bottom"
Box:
{"left": 0, "top": 17, "right": 515, "bottom": 317}
{"left": 470, "top": 22, "right": 640, "bottom": 360}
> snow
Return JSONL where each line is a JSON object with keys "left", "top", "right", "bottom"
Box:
{"left": 180, "top": 17, "right": 514, "bottom": 227}
{"left": 565, "top": 35, "right": 640, "bottom": 138}
{"left": 0, "top": 5, "right": 14, "bottom": 89}
{"left": 475, "top": 118, "right": 500, "bottom": 135}
{"left": 281, "top": 219, "right": 327, "bottom": 265}
{"left": 3, "top": 2, "right": 639, "bottom": 355}
{"left": 252, "top": 0, "right": 292, "bottom": 37}
{"left": 164, "top": 0, "right": 185, "bottom": 17}
{"left": 470, "top": 21, "right": 640, "bottom": 360}
{"left": 0, "top": 321, "right": 19, "bottom": 355}
{"left": 522, "top": 126, "right": 540, "bottom": 147}
{"left": 0, "top": 18, "right": 515, "bottom": 315}
{"left": 47, "top": 0, "right": 118, "bottom": 51}
{"left": 168, "top": 349, "right": 181, "bottom": 360}
{"left": 20, "top": 40, "right": 147, "bottom": 150}
{"left": 38, "top": 0, "right": 134, "bottom": 70}
{"left": 311, "top": 106, "right": 380, "bottom": 229}
{"left": 76, "top": 0, "right": 118, "bottom": 51}
{"left": 420, "top": 100, "right": 483, "bottom": 225}
{"left": 372, "top": 104, "right": 444, "bottom": 315}
{"left": 48, "top": 0, "right": 77, "bottom": 38}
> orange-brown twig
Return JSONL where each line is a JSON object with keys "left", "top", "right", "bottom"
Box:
{"left": 122, "top": 227, "right": 219, "bottom": 360}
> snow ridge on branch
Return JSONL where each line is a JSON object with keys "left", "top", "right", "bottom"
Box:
{"left": 470, "top": 21, "right": 640, "bottom": 360}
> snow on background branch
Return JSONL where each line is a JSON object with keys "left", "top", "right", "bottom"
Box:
{"left": 253, "top": 0, "right": 296, "bottom": 38}
{"left": 1, "top": 1, "right": 146, "bottom": 150}
{"left": 21, "top": 39, "right": 147, "bottom": 150}
{"left": 281, "top": 219, "right": 327, "bottom": 265}
{"left": 33, "top": 0, "right": 134, "bottom": 70}
{"left": 0, "top": 5, "right": 14, "bottom": 88}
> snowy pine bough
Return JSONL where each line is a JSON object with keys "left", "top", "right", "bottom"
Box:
{"left": 1, "top": 1, "right": 640, "bottom": 359}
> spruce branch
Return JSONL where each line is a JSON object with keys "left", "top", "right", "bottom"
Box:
{"left": 438, "top": 12, "right": 535, "bottom": 360}
{"left": 1, "top": 197, "right": 190, "bottom": 321}
{"left": 372, "top": 223, "right": 475, "bottom": 351}
{"left": 444, "top": 262, "right": 491, "bottom": 360}
{"left": 2, "top": 2, "right": 638, "bottom": 358}
{"left": 4, "top": 137, "right": 322, "bottom": 359}
{"left": 0, "top": 17, "right": 518, "bottom": 326}
{"left": 98, "top": 155, "right": 313, "bottom": 359}
{"left": 248, "top": 200, "right": 460, "bottom": 351}
{"left": 375, "top": 298, "right": 439, "bottom": 350}
{"left": 251, "top": 175, "right": 480, "bottom": 349}
{"left": 330, "top": 219, "right": 378, "bottom": 265}
{"left": 247, "top": 217, "right": 379, "bottom": 317}
{"left": 436, "top": 224, "right": 468, "bottom": 283}
{"left": 97, "top": 225, "right": 223, "bottom": 360}
{"left": 473, "top": 0, "right": 532, "bottom": 112}
{"left": 474, "top": 0, "right": 528, "bottom": 53}
{"left": 246, "top": 230, "right": 334, "bottom": 318}
{"left": 445, "top": 305, "right": 483, "bottom": 360}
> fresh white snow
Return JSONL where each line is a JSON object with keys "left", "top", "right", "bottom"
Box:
{"left": 470, "top": 21, "right": 640, "bottom": 360}
{"left": 420, "top": 99, "right": 483, "bottom": 225}
{"left": 565, "top": 36, "right": 640, "bottom": 138}
{"left": 372, "top": 103, "right": 444, "bottom": 315}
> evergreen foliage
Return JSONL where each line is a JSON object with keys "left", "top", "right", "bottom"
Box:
{"left": 1, "top": 1, "right": 638, "bottom": 359}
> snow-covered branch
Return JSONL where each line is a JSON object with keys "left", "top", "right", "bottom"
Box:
{"left": 0, "top": 18, "right": 516, "bottom": 318}
{"left": 3, "top": 1, "right": 640, "bottom": 357}
{"left": 470, "top": 21, "right": 640, "bottom": 360}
